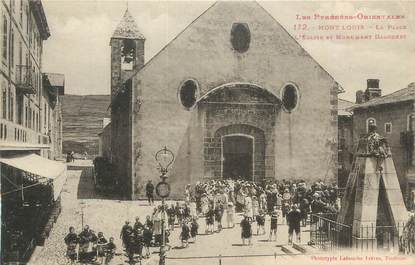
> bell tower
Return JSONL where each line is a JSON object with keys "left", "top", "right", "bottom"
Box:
{"left": 110, "top": 9, "right": 145, "bottom": 98}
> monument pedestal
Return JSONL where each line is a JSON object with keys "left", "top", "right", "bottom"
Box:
{"left": 338, "top": 155, "right": 407, "bottom": 251}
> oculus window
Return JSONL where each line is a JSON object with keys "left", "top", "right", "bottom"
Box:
{"left": 179, "top": 80, "right": 198, "bottom": 110}
{"left": 231, "top": 23, "right": 250, "bottom": 53}
{"left": 282, "top": 84, "right": 299, "bottom": 112}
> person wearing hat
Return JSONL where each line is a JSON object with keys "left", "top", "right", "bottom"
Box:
{"left": 269, "top": 207, "right": 279, "bottom": 241}
{"left": 287, "top": 204, "right": 302, "bottom": 245}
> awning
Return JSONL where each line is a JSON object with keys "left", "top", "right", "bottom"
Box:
{"left": 0, "top": 153, "right": 67, "bottom": 200}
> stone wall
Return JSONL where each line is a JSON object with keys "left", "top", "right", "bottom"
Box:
{"left": 111, "top": 84, "right": 133, "bottom": 199}
{"left": 200, "top": 85, "right": 278, "bottom": 182}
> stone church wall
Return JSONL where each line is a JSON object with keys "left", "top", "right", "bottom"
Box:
{"left": 129, "top": 2, "right": 338, "bottom": 199}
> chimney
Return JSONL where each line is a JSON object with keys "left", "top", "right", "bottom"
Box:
{"left": 365, "top": 79, "right": 381, "bottom": 101}
{"left": 356, "top": 90, "right": 365, "bottom": 104}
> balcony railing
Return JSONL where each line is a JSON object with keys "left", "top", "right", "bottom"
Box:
{"left": 15, "top": 65, "right": 36, "bottom": 94}
{"left": 0, "top": 119, "right": 50, "bottom": 149}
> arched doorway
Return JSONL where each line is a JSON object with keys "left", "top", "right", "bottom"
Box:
{"left": 222, "top": 135, "right": 253, "bottom": 181}
{"left": 213, "top": 124, "right": 266, "bottom": 182}
{"left": 199, "top": 83, "right": 280, "bottom": 183}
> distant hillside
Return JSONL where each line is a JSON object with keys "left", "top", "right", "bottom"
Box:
{"left": 61, "top": 94, "right": 110, "bottom": 156}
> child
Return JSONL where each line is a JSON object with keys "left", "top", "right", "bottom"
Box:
{"left": 252, "top": 195, "right": 259, "bottom": 220}
{"left": 167, "top": 205, "right": 176, "bottom": 231}
{"left": 205, "top": 205, "right": 215, "bottom": 233}
{"left": 104, "top": 237, "right": 116, "bottom": 265}
{"left": 175, "top": 202, "right": 182, "bottom": 224}
{"left": 256, "top": 209, "right": 266, "bottom": 235}
{"left": 184, "top": 204, "right": 191, "bottom": 220}
{"left": 269, "top": 207, "right": 279, "bottom": 241}
{"left": 244, "top": 195, "right": 253, "bottom": 221}
{"left": 145, "top": 215, "right": 153, "bottom": 230}
{"left": 177, "top": 206, "right": 185, "bottom": 225}
{"left": 190, "top": 218, "right": 199, "bottom": 242}
{"left": 227, "top": 202, "right": 235, "bottom": 228}
{"left": 143, "top": 225, "right": 152, "bottom": 258}
{"left": 180, "top": 221, "right": 191, "bottom": 248}
{"left": 240, "top": 215, "right": 252, "bottom": 245}
{"left": 214, "top": 204, "right": 223, "bottom": 232}
{"left": 64, "top": 226, "right": 78, "bottom": 264}
{"left": 282, "top": 202, "right": 290, "bottom": 224}
{"left": 96, "top": 232, "right": 108, "bottom": 264}
{"left": 201, "top": 194, "right": 209, "bottom": 215}
{"left": 190, "top": 200, "right": 197, "bottom": 218}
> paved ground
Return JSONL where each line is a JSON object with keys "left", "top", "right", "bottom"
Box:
{"left": 27, "top": 160, "right": 319, "bottom": 265}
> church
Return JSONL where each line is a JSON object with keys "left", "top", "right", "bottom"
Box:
{"left": 108, "top": 1, "right": 341, "bottom": 199}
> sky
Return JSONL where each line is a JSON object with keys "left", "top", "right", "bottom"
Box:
{"left": 41, "top": 0, "right": 415, "bottom": 102}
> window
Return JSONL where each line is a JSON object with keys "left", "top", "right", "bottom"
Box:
{"left": 19, "top": 41, "right": 22, "bottom": 65}
{"left": 9, "top": 90, "right": 13, "bottom": 122}
{"left": 2, "top": 83, "right": 6, "bottom": 119}
{"left": 2, "top": 15, "right": 8, "bottom": 60}
{"left": 10, "top": 28, "right": 14, "bottom": 68}
{"left": 230, "top": 23, "right": 250, "bottom": 53}
{"left": 26, "top": 6, "right": 29, "bottom": 35}
{"left": 20, "top": 1, "right": 23, "bottom": 25}
{"left": 32, "top": 110, "right": 35, "bottom": 130}
{"left": 179, "top": 79, "right": 199, "bottom": 109}
{"left": 28, "top": 107, "right": 31, "bottom": 128}
{"left": 24, "top": 106, "right": 27, "bottom": 127}
{"left": 36, "top": 113, "right": 39, "bottom": 132}
{"left": 384, "top": 122, "right": 392, "bottom": 134}
{"left": 408, "top": 114, "right": 414, "bottom": 131}
{"left": 44, "top": 103, "right": 47, "bottom": 128}
{"left": 366, "top": 118, "right": 376, "bottom": 133}
{"left": 17, "top": 93, "right": 23, "bottom": 124}
{"left": 281, "top": 83, "right": 299, "bottom": 112}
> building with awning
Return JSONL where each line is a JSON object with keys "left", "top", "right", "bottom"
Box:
{"left": 0, "top": 152, "right": 67, "bottom": 263}
{"left": 0, "top": 153, "right": 67, "bottom": 201}
{"left": 1, "top": 1, "right": 66, "bottom": 263}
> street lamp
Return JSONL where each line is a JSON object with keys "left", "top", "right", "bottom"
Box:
{"left": 154, "top": 146, "right": 174, "bottom": 265}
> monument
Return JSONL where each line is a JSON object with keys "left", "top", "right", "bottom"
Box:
{"left": 337, "top": 124, "right": 407, "bottom": 251}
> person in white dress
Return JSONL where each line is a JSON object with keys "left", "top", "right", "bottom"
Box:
{"left": 252, "top": 195, "right": 259, "bottom": 219}
{"left": 227, "top": 202, "right": 235, "bottom": 228}
{"left": 244, "top": 195, "right": 253, "bottom": 221}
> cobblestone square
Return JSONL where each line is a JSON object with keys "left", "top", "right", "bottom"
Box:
{"left": 28, "top": 161, "right": 311, "bottom": 265}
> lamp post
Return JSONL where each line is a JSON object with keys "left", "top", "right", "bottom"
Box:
{"left": 155, "top": 146, "right": 174, "bottom": 265}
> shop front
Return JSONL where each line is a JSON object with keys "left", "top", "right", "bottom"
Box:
{"left": 1, "top": 153, "right": 67, "bottom": 263}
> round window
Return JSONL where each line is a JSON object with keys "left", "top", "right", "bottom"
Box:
{"left": 179, "top": 80, "right": 198, "bottom": 109}
{"left": 282, "top": 84, "right": 299, "bottom": 112}
{"left": 231, "top": 23, "right": 250, "bottom": 53}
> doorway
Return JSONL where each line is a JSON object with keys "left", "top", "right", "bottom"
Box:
{"left": 222, "top": 135, "right": 253, "bottom": 181}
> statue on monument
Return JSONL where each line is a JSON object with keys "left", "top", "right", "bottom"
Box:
{"left": 336, "top": 123, "right": 408, "bottom": 251}
{"left": 366, "top": 124, "right": 390, "bottom": 158}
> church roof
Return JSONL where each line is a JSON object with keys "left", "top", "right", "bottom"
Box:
{"left": 112, "top": 9, "right": 145, "bottom": 40}
{"left": 351, "top": 82, "right": 415, "bottom": 110}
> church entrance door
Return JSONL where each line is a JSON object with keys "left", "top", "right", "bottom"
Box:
{"left": 222, "top": 135, "right": 253, "bottom": 181}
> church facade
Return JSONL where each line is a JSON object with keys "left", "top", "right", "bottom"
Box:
{"left": 109, "top": 2, "right": 341, "bottom": 199}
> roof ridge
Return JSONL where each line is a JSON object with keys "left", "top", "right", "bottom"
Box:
{"left": 112, "top": 9, "right": 145, "bottom": 40}
{"left": 351, "top": 83, "right": 415, "bottom": 109}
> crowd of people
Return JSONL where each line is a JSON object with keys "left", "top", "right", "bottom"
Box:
{"left": 64, "top": 178, "right": 340, "bottom": 263}
{"left": 188, "top": 178, "right": 340, "bottom": 244}
{"left": 64, "top": 225, "right": 116, "bottom": 264}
